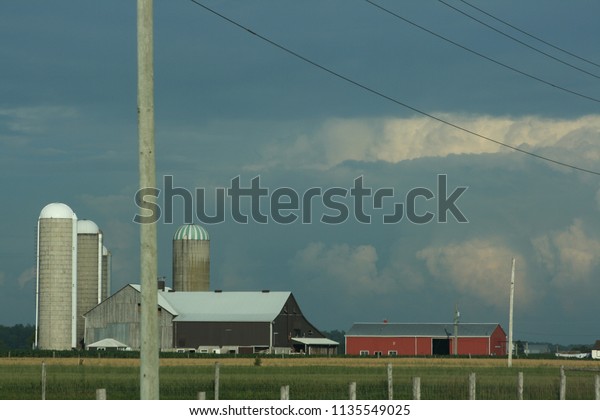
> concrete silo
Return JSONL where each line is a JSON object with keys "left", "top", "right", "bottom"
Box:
{"left": 102, "top": 245, "right": 111, "bottom": 301}
{"left": 76, "top": 220, "right": 103, "bottom": 348}
{"left": 36, "top": 203, "right": 78, "bottom": 350}
{"left": 172, "top": 224, "right": 210, "bottom": 291}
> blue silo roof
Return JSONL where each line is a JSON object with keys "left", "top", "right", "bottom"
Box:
{"left": 173, "top": 224, "right": 209, "bottom": 241}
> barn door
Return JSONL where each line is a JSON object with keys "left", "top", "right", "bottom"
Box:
{"left": 432, "top": 338, "right": 450, "bottom": 355}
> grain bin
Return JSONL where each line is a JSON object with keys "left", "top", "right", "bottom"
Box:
{"left": 36, "top": 203, "right": 78, "bottom": 350}
{"left": 172, "top": 224, "right": 210, "bottom": 291}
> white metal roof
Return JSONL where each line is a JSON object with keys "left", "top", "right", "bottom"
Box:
{"left": 128, "top": 285, "right": 291, "bottom": 322}
{"left": 39, "top": 202, "right": 76, "bottom": 219}
{"left": 77, "top": 219, "right": 99, "bottom": 234}
{"left": 87, "top": 338, "right": 129, "bottom": 349}
{"left": 162, "top": 290, "right": 291, "bottom": 322}
{"left": 292, "top": 337, "right": 339, "bottom": 346}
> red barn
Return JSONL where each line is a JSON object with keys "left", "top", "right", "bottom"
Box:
{"left": 345, "top": 323, "right": 506, "bottom": 356}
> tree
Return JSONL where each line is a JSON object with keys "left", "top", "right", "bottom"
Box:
{"left": 0, "top": 324, "right": 35, "bottom": 349}
{"left": 322, "top": 330, "right": 345, "bottom": 354}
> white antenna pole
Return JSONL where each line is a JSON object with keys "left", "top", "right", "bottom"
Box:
{"left": 453, "top": 303, "right": 459, "bottom": 356}
{"left": 508, "top": 257, "right": 516, "bottom": 368}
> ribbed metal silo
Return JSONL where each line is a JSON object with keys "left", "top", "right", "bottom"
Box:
{"left": 102, "top": 245, "right": 111, "bottom": 301}
{"left": 36, "top": 203, "right": 78, "bottom": 350}
{"left": 172, "top": 224, "right": 210, "bottom": 291}
{"left": 76, "top": 220, "right": 102, "bottom": 348}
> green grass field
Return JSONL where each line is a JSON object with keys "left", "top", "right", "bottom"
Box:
{"left": 0, "top": 356, "right": 598, "bottom": 400}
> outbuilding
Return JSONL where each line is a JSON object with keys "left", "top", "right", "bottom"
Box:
{"left": 84, "top": 284, "right": 337, "bottom": 355}
{"left": 592, "top": 340, "right": 600, "bottom": 360}
{"left": 87, "top": 338, "right": 130, "bottom": 351}
{"left": 345, "top": 322, "right": 506, "bottom": 356}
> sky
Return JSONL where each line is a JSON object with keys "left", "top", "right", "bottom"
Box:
{"left": 1, "top": 0, "right": 600, "bottom": 345}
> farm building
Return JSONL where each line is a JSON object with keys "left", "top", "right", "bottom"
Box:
{"left": 87, "top": 338, "right": 130, "bottom": 351}
{"left": 524, "top": 342, "right": 551, "bottom": 355}
{"left": 83, "top": 284, "right": 337, "bottom": 355}
{"left": 592, "top": 341, "right": 600, "bottom": 360}
{"left": 345, "top": 322, "right": 506, "bottom": 356}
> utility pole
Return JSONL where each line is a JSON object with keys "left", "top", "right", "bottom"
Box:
{"left": 508, "top": 257, "right": 516, "bottom": 368}
{"left": 138, "top": 0, "right": 159, "bottom": 399}
{"left": 453, "top": 303, "right": 459, "bottom": 356}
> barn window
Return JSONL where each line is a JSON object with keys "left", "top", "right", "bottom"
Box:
{"left": 359, "top": 350, "right": 369, "bottom": 356}
{"left": 374, "top": 351, "right": 382, "bottom": 357}
{"left": 388, "top": 350, "right": 398, "bottom": 356}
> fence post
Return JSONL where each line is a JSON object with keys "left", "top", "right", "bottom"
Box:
{"left": 280, "top": 385, "right": 289, "bottom": 400}
{"left": 214, "top": 362, "right": 220, "bottom": 401}
{"left": 412, "top": 377, "right": 421, "bottom": 400}
{"left": 595, "top": 375, "right": 600, "bottom": 400}
{"left": 41, "top": 362, "right": 46, "bottom": 400}
{"left": 349, "top": 382, "right": 356, "bottom": 400}
{"left": 387, "top": 363, "right": 393, "bottom": 400}
{"left": 96, "top": 389, "right": 107, "bottom": 400}
{"left": 517, "top": 372, "right": 524, "bottom": 400}
{"left": 197, "top": 391, "right": 206, "bottom": 400}
{"left": 559, "top": 366, "right": 566, "bottom": 400}
{"left": 468, "top": 372, "right": 476, "bottom": 400}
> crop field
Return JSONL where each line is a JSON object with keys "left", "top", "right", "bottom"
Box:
{"left": 0, "top": 356, "right": 598, "bottom": 400}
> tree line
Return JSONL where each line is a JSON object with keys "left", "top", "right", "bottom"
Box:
{"left": 0, "top": 324, "right": 35, "bottom": 350}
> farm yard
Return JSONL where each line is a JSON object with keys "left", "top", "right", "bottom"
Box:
{"left": 0, "top": 356, "right": 598, "bottom": 400}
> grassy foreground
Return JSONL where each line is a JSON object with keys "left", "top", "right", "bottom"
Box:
{"left": 0, "top": 356, "right": 598, "bottom": 400}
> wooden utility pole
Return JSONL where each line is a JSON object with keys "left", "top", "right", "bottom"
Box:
{"left": 138, "top": 0, "right": 159, "bottom": 400}
{"left": 508, "top": 257, "right": 516, "bottom": 368}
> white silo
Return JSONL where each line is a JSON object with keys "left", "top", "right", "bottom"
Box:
{"left": 76, "top": 219, "right": 103, "bottom": 348}
{"left": 172, "top": 224, "right": 210, "bottom": 291}
{"left": 36, "top": 203, "right": 78, "bottom": 350}
{"left": 102, "top": 245, "right": 111, "bottom": 301}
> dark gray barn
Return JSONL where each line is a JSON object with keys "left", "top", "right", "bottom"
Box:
{"left": 84, "top": 285, "right": 337, "bottom": 355}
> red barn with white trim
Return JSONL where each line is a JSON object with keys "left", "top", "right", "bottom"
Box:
{"left": 345, "top": 323, "right": 506, "bottom": 356}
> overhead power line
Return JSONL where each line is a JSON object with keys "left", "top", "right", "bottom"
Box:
{"left": 437, "top": 0, "right": 600, "bottom": 80}
{"left": 364, "top": 0, "right": 600, "bottom": 104}
{"left": 186, "top": 0, "right": 600, "bottom": 176}
{"left": 457, "top": 0, "right": 600, "bottom": 69}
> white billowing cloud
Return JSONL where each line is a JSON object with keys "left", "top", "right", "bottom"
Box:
{"left": 417, "top": 238, "right": 530, "bottom": 309}
{"left": 532, "top": 219, "right": 600, "bottom": 290}
{"left": 0, "top": 106, "right": 78, "bottom": 135}
{"left": 17, "top": 267, "right": 35, "bottom": 289}
{"left": 291, "top": 242, "right": 424, "bottom": 295}
{"left": 253, "top": 114, "right": 600, "bottom": 169}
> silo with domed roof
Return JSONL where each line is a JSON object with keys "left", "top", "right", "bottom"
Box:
{"left": 36, "top": 202, "right": 78, "bottom": 350}
{"left": 172, "top": 224, "right": 210, "bottom": 291}
{"left": 76, "top": 219, "right": 103, "bottom": 347}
